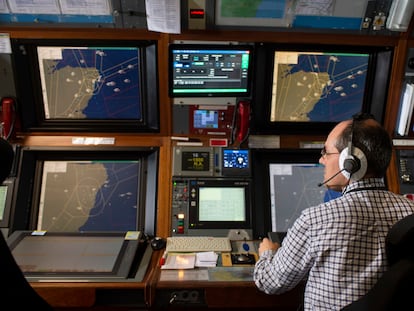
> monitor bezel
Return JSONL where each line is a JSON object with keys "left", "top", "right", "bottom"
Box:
{"left": 168, "top": 43, "right": 255, "bottom": 98}
{"left": 11, "top": 38, "right": 160, "bottom": 133}
{"left": 251, "top": 43, "right": 393, "bottom": 135}
{"left": 9, "top": 146, "right": 159, "bottom": 236}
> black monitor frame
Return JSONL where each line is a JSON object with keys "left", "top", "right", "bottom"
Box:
{"left": 9, "top": 146, "right": 159, "bottom": 236}
{"left": 11, "top": 38, "right": 159, "bottom": 133}
{"left": 251, "top": 43, "right": 393, "bottom": 135}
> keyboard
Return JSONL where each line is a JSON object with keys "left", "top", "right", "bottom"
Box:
{"left": 166, "top": 236, "right": 232, "bottom": 252}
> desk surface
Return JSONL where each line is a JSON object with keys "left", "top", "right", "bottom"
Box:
{"left": 155, "top": 255, "right": 304, "bottom": 310}
{"left": 31, "top": 245, "right": 157, "bottom": 309}
{"left": 30, "top": 247, "right": 304, "bottom": 310}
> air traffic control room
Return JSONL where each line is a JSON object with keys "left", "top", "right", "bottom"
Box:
{"left": 1, "top": 0, "right": 414, "bottom": 310}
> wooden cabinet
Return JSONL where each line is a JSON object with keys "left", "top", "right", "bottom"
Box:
{"left": 2, "top": 17, "right": 414, "bottom": 309}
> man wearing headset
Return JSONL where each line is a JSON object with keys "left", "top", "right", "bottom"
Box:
{"left": 253, "top": 113, "right": 414, "bottom": 310}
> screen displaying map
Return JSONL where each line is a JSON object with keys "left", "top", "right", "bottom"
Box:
{"left": 269, "top": 163, "right": 341, "bottom": 232}
{"left": 271, "top": 51, "right": 369, "bottom": 122}
{"left": 37, "top": 46, "right": 143, "bottom": 120}
{"left": 37, "top": 160, "right": 141, "bottom": 232}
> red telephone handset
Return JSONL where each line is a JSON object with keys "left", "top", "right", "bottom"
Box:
{"left": 235, "top": 100, "right": 250, "bottom": 143}
{"left": 0, "top": 97, "right": 16, "bottom": 140}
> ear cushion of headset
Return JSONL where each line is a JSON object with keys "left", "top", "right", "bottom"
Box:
{"left": 339, "top": 147, "right": 368, "bottom": 181}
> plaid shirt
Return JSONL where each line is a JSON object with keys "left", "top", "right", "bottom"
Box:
{"left": 254, "top": 178, "right": 414, "bottom": 310}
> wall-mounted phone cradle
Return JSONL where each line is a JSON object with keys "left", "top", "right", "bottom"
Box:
{"left": 0, "top": 97, "right": 16, "bottom": 140}
{"left": 232, "top": 100, "right": 250, "bottom": 144}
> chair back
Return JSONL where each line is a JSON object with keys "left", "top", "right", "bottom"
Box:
{"left": 341, "top": 213, "right": 414, "bottom": 311}
{"left": 386, "top": 213, "right": 414, "bottom": 265}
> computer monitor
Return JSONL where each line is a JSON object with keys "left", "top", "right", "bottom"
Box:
{"left": 251, "top": 149, "right": 341, "bottom": 237}
{"left": 9, "top": 146, "right": 158, "bottom": 236}
{"left": 251, "top": 43, "right": 393, "bottom": 134}
{"left": 169, "top": 43, "right": 254, "bottom": 98}
{"left": 194, "top": 181, "right": 248, "bottom": 224}
{"left": 11, "top": 38, "right": 159, "bottom": 132}
{"left": 171, "top": 178, "right": 252, "bottom": 237}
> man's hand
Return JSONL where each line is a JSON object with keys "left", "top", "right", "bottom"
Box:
{"left": 258, "top": 237, "right": 280, "bottom": 256}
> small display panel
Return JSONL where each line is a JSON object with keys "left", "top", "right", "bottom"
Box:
{"left": 7, "top": 231, "right": 142, "bottom": 281}
{"left": 187, "top": 105, "right": 235, "bottom": 136}
{"left": 181, "top": 151, "right": 210, "bottom": 172}
{"left": 193, "top": 109, "right": 219, "bottom": 129}
{"left": 271, "top": 51, "right": 369, "bottom": 122}
{"left": 172, "top": 147, "right": 214, "bottom": 177}
{"left": 169, "top": 44, "right": 254, "bottom": 97}
{"left": 222, "top": 149, "right": 250, "bottom": 176}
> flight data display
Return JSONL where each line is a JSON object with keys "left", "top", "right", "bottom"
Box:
{"left": 37, "top": 46, "right": 143, "bottom": 120}
{"left": 223, "top": 149, "right": 249, "bottom": 169}
{"left": 198, "top": 186, "right": 246, "bottom": 222}
{"left": 170, "top": 46, "right": 252, "bottom": 96}
{"left": 37, "top": 160, "right": 140, "bottom": 232}
{"left": 271, "top": 51, "right": 369, "bottom": 122}
{"left": 181, "top": 151, "right": 210, "bottom": 171}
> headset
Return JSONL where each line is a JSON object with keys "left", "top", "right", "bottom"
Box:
{"left": 338, "top": 116, "right": 368, "bottom": 181}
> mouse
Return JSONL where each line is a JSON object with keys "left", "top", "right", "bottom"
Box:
{"left": 150, "top": 237, "right": 166, "bottom": 250}
{"left": 236, "top": 254, "right": 252, "bottom": 263}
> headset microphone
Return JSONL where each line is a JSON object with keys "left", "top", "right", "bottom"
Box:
{"left": 317, "top": 169, "right": 346, "bottom": 187}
